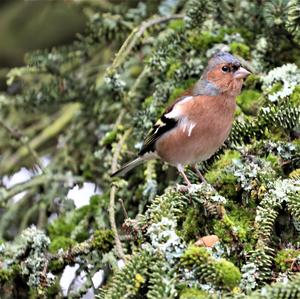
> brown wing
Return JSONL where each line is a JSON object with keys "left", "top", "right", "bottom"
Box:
{"left": 138, "top": 93, "right": 194, "bottom": 156}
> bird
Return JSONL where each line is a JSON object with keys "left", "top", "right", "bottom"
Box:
{"left": 111, "top": 51, "right": 251, "bottom": 187}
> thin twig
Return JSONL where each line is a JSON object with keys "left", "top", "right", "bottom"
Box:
{"left": 113, "top": 109, "right": 125, "bottom": 130}
{"left": 118, "top": 198, "right": 128, "bottom": 219}
{"left": 0, "top": 119, "right": 45, "bottom": 173}
{"left": 107, "top": 14, "right": 184, "bottom": 73}
{"left": 109, "top": 129, "right": 132, "bottom": 262}
{"left": 37, "top": 202, "right": 47, "bottom": 229}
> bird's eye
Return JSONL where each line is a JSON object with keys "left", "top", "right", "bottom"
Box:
{"left": 222, "top": 65, "right": 230, "bottom": 73}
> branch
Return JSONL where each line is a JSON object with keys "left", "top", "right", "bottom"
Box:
{"left": 0, "top": 172, "right": 84, "bottom": 206}
{"left": 109, "top": 129, "right": 132, "bottom": 262}
{"left": 0, "top": 103, "right": 81, "bottom": 174}
{"left": 0, "top": 119, "right": 45, "bottom": 173}
{"left": 107, "top": 14, "right": 184, "bottom": 73}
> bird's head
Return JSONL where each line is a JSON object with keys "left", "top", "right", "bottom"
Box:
{"left": 202, "top": 52, "right": 251, "bottom": 96}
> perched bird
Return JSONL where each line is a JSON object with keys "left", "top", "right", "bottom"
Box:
{"left": 112, "top": 52, "right": 250, "bottom": 186}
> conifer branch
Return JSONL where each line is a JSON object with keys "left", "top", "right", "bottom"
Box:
{"left": 0, "top": 173, "right": 84, "bottom": 206}
{"left": 0, "top": 119, "right": 45, "bottom": 173}
{"left": 107, "top": 14, "right": 184, "bottom": 74}
{"left": 0, "top": 103, "right": 81, "bottom": 174}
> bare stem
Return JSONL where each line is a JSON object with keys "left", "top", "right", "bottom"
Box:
{"left": 118, "top": 198, "right": 128, "bottom": 219}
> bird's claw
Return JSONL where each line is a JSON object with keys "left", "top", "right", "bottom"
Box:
{"left": 177, "top": 183, "right": 203, "bottom": 193}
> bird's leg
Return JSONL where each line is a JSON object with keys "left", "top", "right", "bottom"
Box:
{"left": 192, "top": 164, "right": 207, "bottom": 183}
{"left": 177, "top": 165, "right": 200, "bottom": 199}
{"left": 177, "top": 164, "right": 192, "bottom": 187}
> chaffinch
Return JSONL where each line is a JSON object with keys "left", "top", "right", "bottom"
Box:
{"left": 112, "top": 52, "right": 251, "bottom": 186}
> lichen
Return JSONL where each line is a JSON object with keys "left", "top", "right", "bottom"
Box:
{"left": 146, "top": 217, "right": 186, "bottom": 263}
{"left": 2, "top": 226, "right": 51, "bottom": 288}
{"left": 240, "top": 262, "right": 259, "bottom": 293}
{"left": 262, "top": 63, "right": 300, "bottom": 102}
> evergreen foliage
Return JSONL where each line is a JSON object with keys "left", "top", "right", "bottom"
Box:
{"left": 0, "top": 0, "right": 299, "bottom": 298}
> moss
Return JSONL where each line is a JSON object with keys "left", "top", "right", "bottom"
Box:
{"left": 48, "top": 218, "right": 74, "bottom": 239}
{"left": 0, "top": 268, "right": 12, "bottom": 282}
{"left": 168, "top": 19, "right": 184, "bottom": 31}
{"left": 90, "top": 194, "right": 106, "bottom": 208}
{"left": 205, "top": 150, "right": 240, "bottom": 198}
{"left": 92, "top": 229, "right": 114, "bottom": 253}
{"left": 214, "top": 259, "right": 241, "bottom": 289}
{"left": 244, "top": 74, "right": 261, "bottom": 89}
{"left": 143, "top": 96, "right": 154, "bottom": 108}
{"left": 181, "top": 208, "right": 205, "bottom": 241}
{"left": 213, "top": 220, "right": 232, "bottom": 244}
{"left": 188, "top": 31, "right": 224, "bottom": 51}
{"left": 206, "top": 150, "right": 241, "bottom": 180}
{"left": 264, "top": 126, "right": 289, "bottom": 142}
{"left": 265, "top": 153, "right": 281, "bottom": 173}
{"left": 0, "top": 265, "right": 20, "bottom": 282}
{"left": 49, "top": 259, "right": 65, "bottom": 273}
{"left": 181, "top": 246, "right": 241, "bottom": 290}
{"left": 180, "top": 288, "right": 211, "bottom": 299}
{"left": 166, "top": 61, "right": 181, "bottom": 79}
{"left": 230, "top": 42, "right": 250, "bottom": 59}
{"left": 181, "top": 246, "right": 210, "bottom": 267}
{"left": 234, "top": 105, "right": 243, "bottom": 116}
{"left": 213, "top": 202, "right": 256, "bottom": 252}
{"left": 268, "top": 82, "right": 283, "bottom": 95}
{"left": 290, "top": 85, "right": 300, "bottom": 105}
{"left": 100, "top": 130, "right": 117, "bottom": 146}
{"left": 129, "top": 65, "right": 142, "bottom": 77}
{"left": 274, "top": 249, "right": 300, "bottom": 272}
{"left": 46, "top": 279, "right": 61, "bottom": 298}
{"left": 74, "top": 230, "right": 89, "bottom": 242}
{"left": 49, "top": 236, "right": 76, "bottom": 253}
{"left": 293, "top": 137, "right": 300, "bottom": 146}
{"left": 236, "top": 90, "right": 262, "bottom": 115}
{"left": 48, "top": 205, "right": 90, "bottom": 242}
